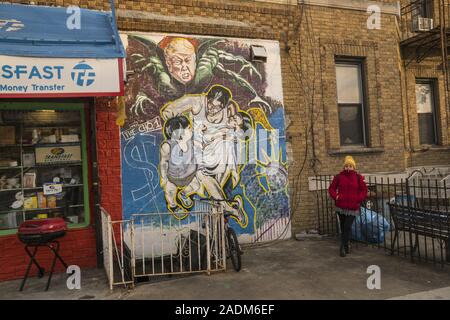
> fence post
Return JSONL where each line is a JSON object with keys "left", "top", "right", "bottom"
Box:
{"left": 220, "top": 206, "right": 227, "bottom": 271}
{"left": 107, "top": 214, "right": 113, "bottom": 291}
{"left": 206, "top": 212, "right": 211, "bottom": 275}
{"left": 130, "top": 218, "right": 136, "bottom": 287}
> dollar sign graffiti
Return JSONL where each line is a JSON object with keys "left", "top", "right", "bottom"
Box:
{"left": 123, "top": 134, "right": 159, "bottom": 201}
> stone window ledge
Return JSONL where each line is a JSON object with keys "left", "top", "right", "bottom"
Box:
{"left": 328, "top": 147, "right": 384, "bottom": 156}
{"left": 412, "top": 145, "right": 450, "bottom": 153}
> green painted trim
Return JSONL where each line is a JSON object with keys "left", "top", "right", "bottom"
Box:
{"left": 0, "top": 102, "right": 82, "bottom": 110}
{"left": 0, "top": 102, "right": 91, "bottom": 235}
{"left": 80, "top": 107, "right": 91, "bottom": 226}
{"left": 0, "top": 229, "right": 18, "bottom": 236}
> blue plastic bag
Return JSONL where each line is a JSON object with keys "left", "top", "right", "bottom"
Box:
{"left": 351, "top": 207, "right": 390, "bottom": 243}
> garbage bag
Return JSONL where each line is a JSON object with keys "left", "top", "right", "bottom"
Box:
{"left": 351, "top": 207, "right": 390, "bottom": 243}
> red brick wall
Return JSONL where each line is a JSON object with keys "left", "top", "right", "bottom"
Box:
{"left": 0, "top": 100, "right": 122, "bottom": 282}
{"left": 95, "top": 98, "right": 123, "bottom": 222}
{"left": 0, "top": 228, "right": 97, "bottom": 281}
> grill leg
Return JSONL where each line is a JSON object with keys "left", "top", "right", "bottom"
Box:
{"left": 45, "top": 241, "right": 67, "bottom": 291}
{"left": 20, "top": 246, "right": 44, "bottom": 291}
{"left": 446, "top": 239, "right": 450, "bottom": 263}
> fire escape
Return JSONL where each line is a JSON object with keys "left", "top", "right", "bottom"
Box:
{"left": 400, "top": 0, "right": 450, "bottom": 98}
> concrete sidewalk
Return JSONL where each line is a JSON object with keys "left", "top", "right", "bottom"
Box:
{"left": 1, "top": 238, "right": 450, "bottom": 300}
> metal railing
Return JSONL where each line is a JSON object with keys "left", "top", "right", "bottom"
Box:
{"left": 311, "top": 173, "right": 450, "bottom": 267}
{"left": 101, "top": 208, "right": 134, "bottom": 290}
{"left": 101, "top": 201, "right": 226, "bottom": 289}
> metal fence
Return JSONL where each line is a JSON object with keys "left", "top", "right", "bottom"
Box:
{"left": 312, "top": 171, "right": 450, "bottom": 267}
{"left": 101, "top": 201, "right": 226, "bottom": 289}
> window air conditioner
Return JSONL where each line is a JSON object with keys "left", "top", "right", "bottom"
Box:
{"left": 412, "top": 17, "right": 434, "bottom": 32}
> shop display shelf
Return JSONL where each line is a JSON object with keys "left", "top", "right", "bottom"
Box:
{"left": 23, "top": 205, "right": 84, "bottom": 212}
{"left": 24, "top": 161, "right": 83, "bottom": 168}
{"left": 0, "top": 184, "right": 84, "bottom": 193}
{"left": 0, "top": 188, "right": 23, "bottom": 193}
{"left": 22, "top": 142, "right": 80, "bottom": 147}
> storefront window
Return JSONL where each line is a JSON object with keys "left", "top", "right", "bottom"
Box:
{"left": 0, "top": 104, "right": 89, "bottom": 233}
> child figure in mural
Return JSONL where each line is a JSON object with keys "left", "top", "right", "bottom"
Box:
{"left": 160, "top": 85, "right": 248, "bottom": 226}
{"left": 159, "top": 116, "right": 201, "bottom": 218}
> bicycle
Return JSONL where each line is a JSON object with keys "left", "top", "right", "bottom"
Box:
{"left": 194, "top": 197, "right": 242, "bottom": 272}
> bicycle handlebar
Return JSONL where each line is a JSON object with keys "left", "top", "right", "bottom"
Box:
{"left": 193, "top": 196, "right": 238, "bottom": 204}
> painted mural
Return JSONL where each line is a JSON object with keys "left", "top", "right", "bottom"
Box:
{"left": 120, "top": 32, "right": 290, "bottom": 246}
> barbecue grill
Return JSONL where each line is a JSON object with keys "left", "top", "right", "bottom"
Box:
{"left": 18, "top": 218, "right": 69, "bottom": 291}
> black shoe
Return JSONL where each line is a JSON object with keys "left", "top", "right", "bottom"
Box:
{"left": 340, "top": 245, "right": 346, "bottom": 257}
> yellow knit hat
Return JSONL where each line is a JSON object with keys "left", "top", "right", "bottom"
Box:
{"left": 344, "top": 155, "right": 356, "bottom": 169}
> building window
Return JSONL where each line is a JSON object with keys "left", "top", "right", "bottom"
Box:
{"left": 413, "top": 0, "right": 433, "bottom": 19}
{"left": 415, "top": 79, "right": 439, "bottom": 145}
{"left": 335, "top": 59, "right": 367, "bottom": 146}
{"left": 0, "top": 104, "right": 90, "bottom": 234}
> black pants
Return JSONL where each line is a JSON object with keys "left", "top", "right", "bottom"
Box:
{"left": 338, "top": 213, "right": 355, "bottom": 247}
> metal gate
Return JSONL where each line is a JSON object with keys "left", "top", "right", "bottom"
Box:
{"left": 101, "top": 200, "right": 226, "bottom": 289}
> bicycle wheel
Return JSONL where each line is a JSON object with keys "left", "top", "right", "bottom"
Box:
{"left": 226, "top": 227, "right": 241, "bottom": 272}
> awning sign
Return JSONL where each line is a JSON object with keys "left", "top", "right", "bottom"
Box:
{"left": 0, "top": 55, "right": 123, "bottom": 97}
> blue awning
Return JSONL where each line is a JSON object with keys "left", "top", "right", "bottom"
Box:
{"left": 0, "top": 3, "right": 125, "bottom": 58}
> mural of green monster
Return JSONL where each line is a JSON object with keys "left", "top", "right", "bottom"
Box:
{"left": 128, "top": 35, "right": 272, "bottom": 116}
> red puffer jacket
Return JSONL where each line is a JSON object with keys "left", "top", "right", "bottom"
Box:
{"left": 328, "top": 170, "right": 368, "bottom": 211}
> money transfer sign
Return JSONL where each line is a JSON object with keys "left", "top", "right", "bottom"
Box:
{"left": 0, "top": 55, "right": 124, "bottom": 97}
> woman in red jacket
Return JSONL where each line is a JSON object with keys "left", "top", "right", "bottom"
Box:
{"left": 328, "top": 156, "right": 368, "bottom": 257}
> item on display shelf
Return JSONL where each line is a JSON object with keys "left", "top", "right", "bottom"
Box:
{"left": 37, "top": 213, "right": 48, "bottom": 219}
{"left": 23, "top": 194, "right": 38, "bottom": 209}
{"left": 60, "top": 134, "right": 79, "bottom": 143}
{"left": 60, "top": 168, "right": 72, "bottom": 179}
{"left": 40, "top": 134, "right": 57, "bottom": 143}
{"left": 0, "top": 126, "right": 16, "bottom": 144}
{"left": 67, "top": 216, "right": 78, "bottom": 224}
{"left": 32, "top": 129, "right": 40, "bottom": 144}
{"left": 22, "top": 153, "right": 36, "bottom": 167}
{"left": 0, "top": 159, "right": 18, "bottom": 167}
{"left": 43, "top": 183, "right": 63, "bottom": 195}
{"left": 35, "top": 145, "right": 81, "bottom": 164}
{"left": 6, "top": 177, "right": 20, "bottom": 189}
{"left": 53, "top": 176, "right": 61, "bottom": 184}
{"left": 0, "top": 212, "right": 17, "bottom": 229}
{"left": 0, "top": 175, "right": 20, "bottom": 190}
{"left": 10, "top": 192, "right": 24, "bottom": 209}
{"left": 37, "top": 192, "right": 47, "bottom": 208}
{"left": 54, "top": 129, "right": 61, "bottom": 142}
{"left": 23, "top": 172, "right": 36, "bottom": 188}
{"left": 47, "top": 195, "right": 57, "bottom": 208}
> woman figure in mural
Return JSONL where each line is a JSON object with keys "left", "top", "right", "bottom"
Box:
{"left": 129, "top": 35, "right": 272, "bottom": 116}
{"left": 328, "top": 156, "right": 368, "bottom": 257}
{"left": 160, "top": 85, "right": 248, "bottom": 227}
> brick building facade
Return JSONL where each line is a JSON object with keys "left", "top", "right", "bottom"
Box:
{"left": 0, "top": 0, "right": 449, "bottom": 281}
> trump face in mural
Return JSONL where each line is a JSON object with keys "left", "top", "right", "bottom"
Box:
{"left": 161, "top": 37, "right": 197, "bottom": 85}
